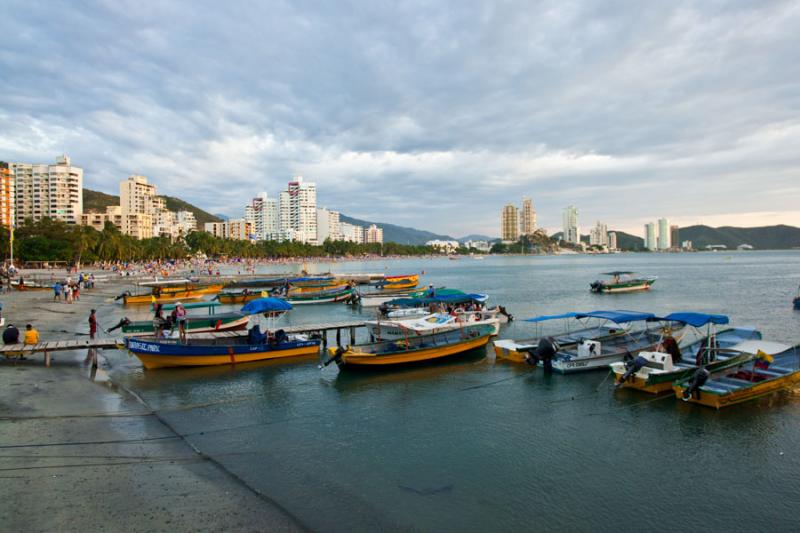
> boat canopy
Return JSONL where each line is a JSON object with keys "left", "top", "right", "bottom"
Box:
{"left": 574, "top": 310, "right": 655, "bottom": 323}
{"left": 730, "top": 340, "right": 794, "bottom": 356}
{"left": 159, "top": 301, "right": 221, "bottom": 311}
{"left": 601, "top": 271, "right": 636, "bottom": 276}
{"left": 523, "top": 312, "right": 580, "bottom": 323}
{"left": 386, "top": 293, "right": 488, "bottom": 308}
{"left": 241, "top": 297, "right": 293, "bottom": 315}
{"left": 657, "top": 312, "right": 729, "bottom": 327}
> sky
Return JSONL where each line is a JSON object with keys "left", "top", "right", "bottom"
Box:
{"left": 2, "top": 0, "right": 799, "bottom": 238}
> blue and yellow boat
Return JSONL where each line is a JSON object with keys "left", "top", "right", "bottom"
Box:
{"left": 324, "top": 324, "right": 494, "bottom": 369}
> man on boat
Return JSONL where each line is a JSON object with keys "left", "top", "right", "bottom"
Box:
{"left": 427, "top": 285, "right": 436, "bottom": 297}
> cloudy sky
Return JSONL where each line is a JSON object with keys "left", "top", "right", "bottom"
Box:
{"left": 2, "top": 0, "right": 799, "bottom": 237}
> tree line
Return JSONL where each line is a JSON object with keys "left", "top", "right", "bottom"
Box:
{"left": 0, "top": 218, "right": 437, "bottom": 265}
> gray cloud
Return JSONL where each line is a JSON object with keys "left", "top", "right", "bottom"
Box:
{"left": 2, "top": 0, "right": 799, "bottom": 236}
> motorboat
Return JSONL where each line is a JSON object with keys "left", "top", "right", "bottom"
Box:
{"left": 590, "top": 271, "right": 656, "bottom": 293}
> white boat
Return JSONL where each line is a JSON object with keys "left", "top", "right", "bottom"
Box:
{"left": 365, "top": 310, "right": 501, "bottom": 341}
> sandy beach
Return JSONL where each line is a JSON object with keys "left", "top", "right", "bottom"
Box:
{"left": 0, "top": 280, "right": 305, "bottom": 532}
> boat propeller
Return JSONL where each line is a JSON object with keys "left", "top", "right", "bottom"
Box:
{"left": 682, "top": 367, "right": 710, "bottom": 401}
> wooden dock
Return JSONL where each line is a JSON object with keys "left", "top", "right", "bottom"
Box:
{"left": 0, "top": 338, "right": 124, "bottom": 366}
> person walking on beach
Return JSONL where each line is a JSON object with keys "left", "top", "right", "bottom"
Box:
{"left": 73, "top": 283, "right": 80, "bottom": 301}
{"left": 24, "top": 324, "right": 39, "bottom": 345}
{"left": 65, "top": 284, "right": 73, "bottom": 304}
{"left": 88, "top": 309, "right": 97, "bottom": 339}
{"left": 53, "top": 281, "right": 62, "bottom": 302}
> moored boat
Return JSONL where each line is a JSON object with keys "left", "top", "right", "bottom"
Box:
{"left": 323, "top": 324, "right": 494, "bottom": 368}
{"left": 216, "top": 290, "right": 271, "bottom": 305}
{"left": 10, "top": 279, "right": 52, "bottom": 291}
{"left": 117, "top": 302, "right": 249, "bottom": 336}
{"left": 610, "top": 312, "right": 762, "bottom": 394}
{"left": 286, "top": 288, "right": 353, "bottom": 305}
{"left": 118, "top": 279, "right": 224, "bottom": 305}
{"left": 125, "top": 298, "right": 318, "bottom": 369}
{"left": 365, "top": 309, "right": 502, "bottom": 341}
{"left": 590, "top": 272, "right": 656, "bottom": 293}
{"left": 673, "top": 340, "right": 800, "bottom": 409}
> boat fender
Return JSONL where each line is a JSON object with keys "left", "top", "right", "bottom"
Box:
{"left": 682, "top": 367, "right": 711, "bottom": 401}
{"left": 617, "top": 356, "right": 648, "bottom": 386}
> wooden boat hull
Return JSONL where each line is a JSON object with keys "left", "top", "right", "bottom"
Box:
{"left": 288, "top": 282, "right": 348, "bottom": 294}
{"left": 126, "top": 337, "right": 320, "bottom": 369}
{"left": 216, "top": 292, "right": 265, "bottom": 304}
{"left": 334, "top": 330, "right": 491, "bottom": 367}
{"left": 121, "top": 314, "right": 249, "bottom": 336}
{"left": 288, "top": 289, "right": 353, "bottom": 305}
{"left": 12, "top": 284, "right": 51, "bottom": 291}
{"left": 673, "top": 371, "right": 800, "bottom": 409}
{"left": 124, "top": 284, "right": 224, "bottom": 305}
{"left": 591, "top": 279, "right": 655, "bottom": 293}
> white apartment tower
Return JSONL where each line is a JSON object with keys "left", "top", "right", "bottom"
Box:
{"left": 589, "top": 221, "right": 609, "bottom": 247}
{"left": 365, "top": 224, "right": 383, "bottom": 244}
{"left": 245, "top": 192, "right": 280, "bottom": 241}
{"left": 12, "top": 155, "right": 83, "bottom": 226}
{"left": 562, "top": 205, "right": 579, "bottom": 244}
{"left": 657, "top": 218, "right": 671, "bottom": 250}
{"left": 316, "top": 208, "right": 341, "bottom": 243}
{"left": 279, "top": 177, "right": 317, "bottom": 244}
{"left": 120, "top": 175, "right": 157, "bottom": 239}
{"left": 644, "top": 222, "right": 657, "bottom": 251}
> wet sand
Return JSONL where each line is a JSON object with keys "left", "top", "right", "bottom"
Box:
{"left": 0, "top": 281, "right": 304, "bottom": 532}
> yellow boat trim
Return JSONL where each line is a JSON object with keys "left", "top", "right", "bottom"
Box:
{"left": 135, "top": 344, "right": 320, "bottom": 369}
{"left": 338, "top": 333, "right": 490, "bottom": 366}
{"left": 673, "top": 371, "right": 800, "bottom": 409}
{"left": 493, "top": 344, "right": 527, "bottom": 364}
{"left": 124, "top": 285, "right": 224, "bottom": 305}
{"left": 613, "top": 374, "right": 673, "bottom": 394}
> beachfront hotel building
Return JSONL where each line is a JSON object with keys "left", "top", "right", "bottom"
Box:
{"left": 520, "top": 197, "right": 536, "bottom": 236}
{"left": 120, "top": 175, "right": 156, "bottom": 239}
{"left": 0, "top": 162, "right": 14, "bottom": 228}
{"left": 644, "top": 222, "right": 657, "bottom": 251}
{"left": 501, "top": 204, "right": 519, "bottom": 242}
{"left": 81, "top": 205, "right": 123, "bottom": 232}
{"left": 589, "top": 221, "right": 609, "bottom": 247}
{"left": 279, "top": 177, "right": 317, "bottom": 244}
{"left": 562, "top": 205, "right": 579, "bottom": 245}
{"left": 316, "top": 208, "right": 341, "bottom": 243}
{"left": 10, "top": 155, "right": 83, "bottom": 226}
{"left": 365, "top": 224, "right": 383, "bottom": 244}
{"left": 245, "top": 192, "right": 280, "bottom": 241}
{"left": 658, "top": 217, "right": 671, "bottom": 250}
{"left": 339, "top": 221, "right": 364, "bottom": 243}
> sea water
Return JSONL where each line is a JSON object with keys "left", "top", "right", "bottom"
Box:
{"left": 106, "top": 251, "right": 800, "bottom": 532}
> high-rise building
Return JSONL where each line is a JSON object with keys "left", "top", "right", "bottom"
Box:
{"left": 644, "top": 222, "right": 657, "bottom": 251}
{"left": 11, "top": 155, "right": 83, "bottom": 226}
{"left": 608, "top": 232, "right": 618, "bottom": 250}
{"left": 81, "top": 206, "right": 123, "bottom": 232}
{"left": 0, "top": 162, "right": 14, "bottom": 228}
{"left": 589, "top": 221, "right": 609, "bottom": 247}
{"left": 562, "top": 205, "right": 579, "bottom": 244}
{"left": 316, "top": 208, "right": 341, "bottom": 243}
{"left": 339, "top": 222, "right": 364, "bottom": 243}
{"left": 501, "top": 204, "right": 519, "bottom": 242}
{"left": 226, "top": 219, "right": 252, "bottom": 241}
{"left": 245, "top": 192, "right": 280, "bottom": 241}
{"left": 279, "top": 177, "right": 317, "bottom": 244}
{"left": 658, "top": 218, "right": 671, "bottom": 250}
{"left": 365, "top": 224, "right": 383, "bottom": 244}
{"left": 520, "top": 197, "right": 536, "bottom": 236}
{"left": 120, "top": 175, "right": 156, "bottom": 239}
{"left": 175, "top": 211, "right": 197, "bottom": 236}
{"left": 670, "top": 225, "right": 680, "bottom": 250}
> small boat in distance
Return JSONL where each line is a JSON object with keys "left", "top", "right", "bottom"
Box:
{"left": 672, "top": 340, "right": 800, "bottom": 409}
{"left": 323, "top": 324, "right": 494, "bottom": 369}
{"left": 590, "top": 271, "right": 656, "bottom": 293}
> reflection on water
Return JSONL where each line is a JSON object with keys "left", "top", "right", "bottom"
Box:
{"left": 103, "top": 251, "right": 800, "bottom": 532}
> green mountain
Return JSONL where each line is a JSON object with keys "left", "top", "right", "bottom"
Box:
{"left": 82, "top": 188, "right": 222, "bottom": 226}
{"left": 679, "top": 225, "right": 800, "bottom": 250}
{"left": 339, "top": 214, "right": 455, "bottom": 245}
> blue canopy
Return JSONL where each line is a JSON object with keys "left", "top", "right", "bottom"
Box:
{"left": 240, "top": 297, "right": 292, "bottom": 315}
{"left": 658, "top": 312, "right": 729, "bottom": 327}
{"left": 524, "top": 312, "right": 579, "bottom": 323}
{"left": 289, "top": 276, "right": 333, "bottom": 283}
{"left": 386, "top": 293, "right": 488, "bottom": 307}
{"left": 574, "top": 310, "right": 655, "bottom": 323}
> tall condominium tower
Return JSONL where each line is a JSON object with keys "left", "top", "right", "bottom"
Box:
{"left": 11, "top": 155, "right": 83, "bottom": 226}
{"left": 520, "top": 196, "right": 536, "bottom": 236}
{"left": 501, "top": 204, "right": 519, "bottom": 242}
{"left": 279, "top": 176, "right": 317, "bottom": 244}
{"left": 562, "top": 205, "right": 579, "bottom": 244}
{"left": 644, "top": 222, "right": 657, "bottom": 251}
{"left": 245, "top": 192, "right": 280, "bottom": 241}
{"left": 657, "top": 218, "right": 671, "bottom": 250}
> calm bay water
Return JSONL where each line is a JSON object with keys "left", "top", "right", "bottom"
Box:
{"left": 106, "top": 251, "right": 800, "bottom": 532}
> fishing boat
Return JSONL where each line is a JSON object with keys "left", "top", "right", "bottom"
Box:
{"left": 375, "top": 274, "right": 419, "bottom": 290}
{"left": 224, "top": 276, "right": 289, "bottom": 288}
{"left": 286, "top": 287, "right": 353, "bottom": 305}
{"left": 354, "top": 286, "right": 443, "bottom": 307}
{"left": 323, "top": 324, "right": 494, "bottom": 369}
{"left": 117, "top": 301, "right": 250, "bottom": 336}
{"left": 590, "top": 272, "right": 656, "bottom": 293}
{"left": 287, "top": 281, "right": 349, "bottom": 295}
{"left": 125, "top": 298, "right": 319, "bottom": 369}
{"left": 494, "top": 311, "right": 631, "bottom": 364}
{"left": 118, "top": 279, "right": 224, "bottom": 305}
{"left": 379, "top": 290, "right": 489, "bottom": 316}
{"left": 610, "top": 312, "right": 761, "bottom": 394}
{"left": 673, "top": 340, "right": 800, "bottom": 409}
{"left": 216, "top": 290, "right": 271, "bottom": 305}
{"left": 287, "top": 276, "right": 337, "bottom": 288}
{"left": 10, "top": 279, "right": 52, "bottom": 291}
{"left": 365, "top": 309, "right": 502, "bottom": 341}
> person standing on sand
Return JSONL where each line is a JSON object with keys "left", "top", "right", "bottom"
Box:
{"left": 73, "top": 283, "right": 80, "bottom": 301}
{"left": 65, "top": 284, "right": 73, "bottom": 304}
{"left": 24, "top": 324, "right": 39, "bottom": 345}
{"left": 53, "top": 281, "right": 62, "bottom": 302}
{"left": 88, "top": 309, "right": 97, "bottom": 339}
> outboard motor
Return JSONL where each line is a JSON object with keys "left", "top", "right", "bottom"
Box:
{"left": 526, "top": 337, "right": 558, "bottom": 373}
{"left": 589, "top": 281, "right": 602, "bottom": 292}
{"left": 107, "top": 317, "right": 131, "bottom": 332}
{"left": 321, "top": 345, "right": 349, "bottom": 368}
{"left": 682, "top": 367, "right": 710, "bottom": 401}
{"left": 616, "top": 355, "right": 648, "bottom": 387}
{"left": 114, "top": 290, "right": 132, "bottom": 301}
{"left": 498, "top": 305, "right": 514, "bottom": 322}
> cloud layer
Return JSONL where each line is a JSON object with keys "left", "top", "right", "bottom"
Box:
{"left": 2, "top": 0, "right": 799, "bottom": 236}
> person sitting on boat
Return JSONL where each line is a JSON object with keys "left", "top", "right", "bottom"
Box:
{"left": 248, "top": 324, "right": 267, "bottom": 345}
{"left": 427, "top": 285, "right": 436, "bottom": 297}
{"left": 660, "top": 334, "right": 682, "bottom": 365}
